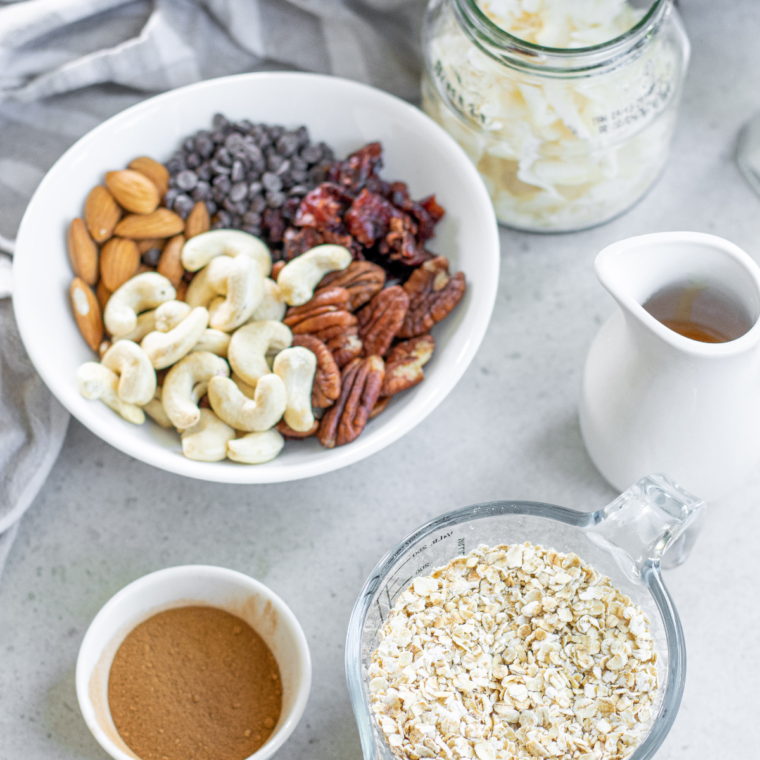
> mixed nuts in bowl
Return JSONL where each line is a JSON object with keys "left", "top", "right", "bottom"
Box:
{"left": 13, "top": 72, "right": 500, "bottom": 483}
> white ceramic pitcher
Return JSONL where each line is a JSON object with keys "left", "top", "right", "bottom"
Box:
{"left": 580, "top": 231, "right": 760, "bottom": 501}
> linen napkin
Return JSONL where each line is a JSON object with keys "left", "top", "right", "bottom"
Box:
{"left": 0, "top": 0, "right": 428, "bottom": 578}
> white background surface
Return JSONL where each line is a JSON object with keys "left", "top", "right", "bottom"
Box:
{"left": 1, "top": 2, "right": 759, "bottom": 759}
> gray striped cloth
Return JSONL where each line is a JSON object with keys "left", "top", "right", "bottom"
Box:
{"left": 0, "top": 0, "right": 427, "bottom": 577}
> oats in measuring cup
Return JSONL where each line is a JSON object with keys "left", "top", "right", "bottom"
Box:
{"left": 369, "top": 543, "right": 658, "bottom": 760}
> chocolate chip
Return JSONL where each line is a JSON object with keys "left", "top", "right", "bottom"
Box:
{"left": 229, "top": 182, "right": 248, "bottom": 203}
{"left": 231, "top": 160, "right": 246, "bottom": 183}
{"left": 262, "top": 172, "right": 283, "bottom": 193}
{"left": 195, "top": 133, "right": 214, "bottom": 158}
{"left": 176, "top": 170, "right": 198, "bottom": 191}
{"left": 205, "top": 199, "right": 218, "bottom": 215}
{"left": 164, "top": 188, "right": 179, "bottom": 209}
{"left": 186, "top": 152, "right": 201, "bottom": 170}
{"left": 248, "top": 182, "right": 263, "bottom": 199}
{"left": 249, "top": 196, "right": 267, "bottom": 214}
{"left": 275, "top": 159, "right": 291, "bottom": 177}
{"left": 276, "top": 133, "right": 299, "bottom": 157}
{"left": 142, "top": 248, "right": 162, "bottom": 267}
{"left": 216, "top": 209, "right": 232, "bottom": 227}
{"left": 212, "top": 113, "right": 228, "bottom": 131}
{"left": 183, "top": 137, "right": 195, "bottom": 153}
{"left": 243, "top": 211, "right": 262, "bottom": 227}
{"left": 197, "top": 163, "right": 213, "bottom": 181}
{"left": 211, "top": 159, "right": 231, "bottom": 175}
{"left": 266, "top": 190, "right": 286, "bottom": 208}
{"left": 192, "top": 181, "right": 211, "bottom": 200}
{"left": 174, "top": 194, "right": 195, "bottom": 218}
{"left": 212, "top": 175, "right": 232, "bottom": 193}
{"left": 215, "top": 147, "right": 232, "bottom": 166}
{"left": 267, "top": 153, "right": 284, "bottom": 173}
{"left": 300, "top": 144, "right": 322, "bottom": 164}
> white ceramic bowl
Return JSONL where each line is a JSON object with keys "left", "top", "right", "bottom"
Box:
{"left": 75, "top": 565, "right": 311, "bottom": 760}
{"left": 13, "top": 72, "right": 499, "bottom": 483}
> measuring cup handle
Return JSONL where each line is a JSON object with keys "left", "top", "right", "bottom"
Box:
{"left": 590, "top": 473, "right": 706, "bottom": 571}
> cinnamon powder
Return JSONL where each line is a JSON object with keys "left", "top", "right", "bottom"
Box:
{"left": 108, "top": 606, "right": 282, "bottom": 760}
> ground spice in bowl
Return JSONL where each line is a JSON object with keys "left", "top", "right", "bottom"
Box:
{"left": 108, "top": 606, "right": 282, "bottom": 760}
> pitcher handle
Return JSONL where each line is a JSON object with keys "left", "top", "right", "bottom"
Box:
{"left": 589, "top": 473, "right": 706, "bottom": 571}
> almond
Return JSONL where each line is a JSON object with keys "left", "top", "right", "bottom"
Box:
{"left": 100, "top": 237, "right": 140, "bottom": 291}
{"left": 176, "top": 278, "right": 189, "bottom": 302}
{"left": 70, "top": 278, "right": 103, "bottom": 351}
{"left": 157, "top": 234, "right": 185, "bottom": 287}
{"left": 67, "top": 218, "right": 99, "bottom": 285}
{"left": 114, "top": 209, "right": 185, "bottom": 239}
{"left": 136, "top": 263, "right": 155, "bottom": 275}
{"left": 105, "top": 169, "right": 160, "bottom": 214}
{"left": 136, "top": 238, "right": 166, "bottom": 254}
{"left": 97, "top": 280, "right": 112, "bottom": 314}
{"left": 128, "top": 156, "right": 169, "bottom": 198}
{"left": 84, "top": 186, "right": 122, "bottom": 243}
{"left": 185, "top": 201, "right": 210, "bottom": 239}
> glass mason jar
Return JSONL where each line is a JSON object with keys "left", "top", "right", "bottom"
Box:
{"left": 422, "top": 0, "right": 690, "bottom": 232}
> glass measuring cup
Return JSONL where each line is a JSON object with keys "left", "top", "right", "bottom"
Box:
{"left": 346, "top": 474, "right": 704, "bottom": 760}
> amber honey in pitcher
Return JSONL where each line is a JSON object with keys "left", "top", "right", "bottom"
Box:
{"left": 643, "top": 281, "right": 753, "bottom": 343}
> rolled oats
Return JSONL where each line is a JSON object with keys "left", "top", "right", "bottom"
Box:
{"left": 370, "top": 543, "right": 658, "bottom": 760}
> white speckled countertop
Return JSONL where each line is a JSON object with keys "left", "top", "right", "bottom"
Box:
{"left": 2, "top": 2, "right": 759, "bottom": 758}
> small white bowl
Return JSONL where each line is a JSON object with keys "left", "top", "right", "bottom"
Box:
{"left": 12, "top": 71, "right": 500, "bottom": 483}
{"left": 75, "top": 565, "right": 311, "bottom": 760}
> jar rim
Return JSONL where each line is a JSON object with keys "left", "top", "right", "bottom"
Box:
{"left": 455, "top": 0, "right": 671, "bottom": 66}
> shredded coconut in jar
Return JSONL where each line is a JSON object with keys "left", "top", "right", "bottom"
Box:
{"left": 369, "top": 543, "right": 658, "bottom": 760}
{"left": 476, "top": 0, "right": 643, "bottom": 48}
{"left": 423, "top": 0, "right": 688, "bottom": 230}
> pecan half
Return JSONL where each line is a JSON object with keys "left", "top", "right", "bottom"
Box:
{"left": 276, "top": 419, "right": 320, "bottom": 438}
{"left": 357, "top": 285, "right": 409, "bottom": 357}
{"left": 319, "top": 261, "right": 386, "bottom": 311}
{"left": 283, "top": 286, "right": 356, "bottom": 335}
{"left": 318, "top": 356, "right": 385, "bottom": 448}
{"left": 327, "top": 332, "right": 364, "bottom": 368}
{"left": 382, "top": 334, "right": 435, "bottom": 396}
{"left": 314, "top": 323, "right": 357, "bottom": 343}
{"left": 292, "top": 334, "right": 341, "bottom": 408}
{"left": 397, "top": 256, "right": 466, "bottom": 339}
{"left": 369, "top": 395, "right": 391, "bottom": 420}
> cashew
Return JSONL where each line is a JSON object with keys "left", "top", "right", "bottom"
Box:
{"left": 181, "top": 409, "right": 235, "bottom": 462}
{"left": 231, "top": 372, "right": 256, "bottom": 399}
{"left": 104, "top": 272, "right": 176, "bottom": 338}
{"left": 181, "top": 229, "right": 272, "bottom": 275}
{"left": 143, "top": 387, "right": 173, "bottom": 428}
{"left": 77, "top": 362, "right": 145, "bottom": 424}
{"left": 155, "top": 300, "right": 192, "bottom": 332}
{"left": 228, "top": 320, "right": 292, "bottom": 386}
{"left": 186, "top": 255, "right": 264, "bottom": 331}
{"left": 208, "top": 374, "right": 287, "bottom": 432}
{"left": 193, "top": 329, "right": 231, "bottom": 357}
{"left": 227, "top": 429, "right": 285, "bottom": 464}
{"left": 101, "top": 340, "right": 157, "bottom": 405}
{"left": 162, "top": 351, "right": 230, "bottom": 429}
{"left": 249, "top": 278, "right": 286, "bottom": 322}
{"left": 273, "top": 347, "right": 316, "bottom": 432}
{"left": 277, "top": 244, "right": 352, "bottom": 306}
{"left": 115, "top": 310, "right": 156, "bottom": 343}
{"left": 141, "top": 307, "right": 209, "bottom": 369}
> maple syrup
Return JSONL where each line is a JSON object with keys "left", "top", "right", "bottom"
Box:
{"left": 643, "top": 282, "right": 752, "bottom": 343}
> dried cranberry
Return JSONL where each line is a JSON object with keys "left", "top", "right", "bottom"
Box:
{"left": 345, "top": 188, "right": 398, "bottom": 246}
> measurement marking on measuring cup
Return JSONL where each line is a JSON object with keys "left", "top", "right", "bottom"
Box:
{"left": 431, "top": 531, "right": 453, "bottom": 546}
{"left": 458, "top": 537, "right": 466, "bottom": 555}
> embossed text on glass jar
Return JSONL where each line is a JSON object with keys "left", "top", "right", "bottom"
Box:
{"left": 422, "top": 0, "right": 690, "bottom": 232}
